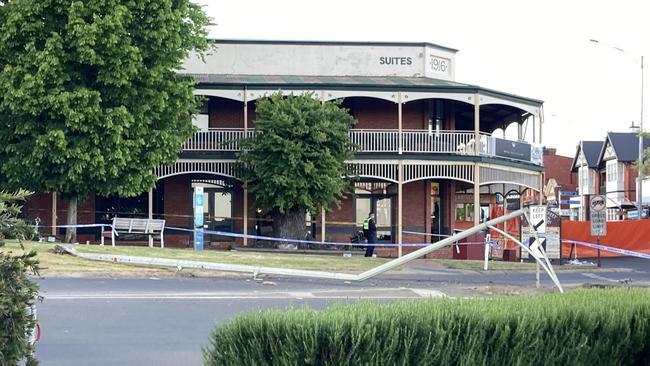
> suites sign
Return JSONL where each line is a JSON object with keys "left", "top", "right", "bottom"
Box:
{"left": 184, "top": 42, "right": 456, "bottom": 80}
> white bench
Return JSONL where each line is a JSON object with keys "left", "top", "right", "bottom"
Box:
{"left": 102, "top": 218, "right": 166, "bottom": 248}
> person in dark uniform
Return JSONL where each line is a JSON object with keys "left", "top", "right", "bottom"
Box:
{"left": 363, "top": 212, "right": 377, "bottom": 257}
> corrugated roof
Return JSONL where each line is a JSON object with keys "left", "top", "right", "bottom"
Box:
{"left": 208, "top": 39, "right": 460, "bottom": 53}
{"left": 187, "top": 74, "right": 543, "bottom": 106}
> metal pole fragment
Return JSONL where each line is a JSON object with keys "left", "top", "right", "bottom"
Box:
{"left": 64, "top": 208, "right": 534, "bottom": 283}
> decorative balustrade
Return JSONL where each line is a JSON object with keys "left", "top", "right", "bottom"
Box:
{"left": 183, "top": 128, "right": 254, "bottom": 151}
{"left": 182, "top": 128, "right": 539, "bottom": 165}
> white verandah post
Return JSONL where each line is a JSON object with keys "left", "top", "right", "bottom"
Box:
{"left": 243, "top": 90, "right": 248, "bottom": 247}
{"left": 473, "top": 93, "right": 481, "bottom": 226}
{"left": 397, "top": 92, "right": 403, "bottom": 257}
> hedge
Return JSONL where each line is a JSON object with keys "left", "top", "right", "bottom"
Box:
{"left": 204, "top": 289, "right": 650, "bottom": 365}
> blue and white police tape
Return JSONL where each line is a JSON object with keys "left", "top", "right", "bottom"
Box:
{"left": 167, "top": 226, "right": 498, "bottom": 248}
{"left": 402, "top": 230, "right": 453, "bottom": 238}
{"left": 32, "top": 223, "right": 118, "bottom": 236}
{"left": 562, "top": 239, "right": 650, "bottom": 260}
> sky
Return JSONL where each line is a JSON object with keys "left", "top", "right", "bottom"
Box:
{"left": 197, "top": 0, "right": 649, "bottom": 157}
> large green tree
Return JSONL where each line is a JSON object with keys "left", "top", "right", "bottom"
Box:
{"left": 239, "top": 93, "right": 356, "bottom": 243}
{"left": 0, "top": 0, "right": 210, "bottom": 242}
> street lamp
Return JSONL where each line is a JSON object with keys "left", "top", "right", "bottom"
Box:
{"left": 590, "top": 39, "right": 645, "bottom": 219}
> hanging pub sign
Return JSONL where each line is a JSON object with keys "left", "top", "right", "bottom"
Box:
{"left": 506, "top": 191, "right": 521, "bottom": 211}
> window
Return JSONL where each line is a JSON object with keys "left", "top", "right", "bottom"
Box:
{"left": 607, "top": 161, "right": 617, "bottom": 182}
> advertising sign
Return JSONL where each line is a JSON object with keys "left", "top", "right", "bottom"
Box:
{"left": 494, "top": 138, "right": 532, "bottom": 162}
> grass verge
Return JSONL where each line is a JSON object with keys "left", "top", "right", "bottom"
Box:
{"left": 0, "top": 240, "right": 388, "bottom": 276}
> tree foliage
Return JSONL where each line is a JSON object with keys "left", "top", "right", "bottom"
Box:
{"left": 0, "top": 190, "right": 36, "bottom": 243}
{"left": 240, "top": 93, "right": 356, "bottom": 214}
{"left": 0, "top": 0, "right": 210, "bottom": 239}
{"left": 238, "top": 93, "right": 356, "bottom": 239}
{"left": 0, "top": 191, "right": 40, "bottom": 365}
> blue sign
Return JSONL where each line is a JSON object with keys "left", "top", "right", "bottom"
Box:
{"left": 194, "top": 187, "right": 204, "bottom": 227}
{"left": 194, "top": 186, "right": 204, "bottom": 251}
{"left": 561, "top": 191, "right": 578, "bottom": 196}
{"left": 194, "top": 229, "right": 204, "bottom": 251}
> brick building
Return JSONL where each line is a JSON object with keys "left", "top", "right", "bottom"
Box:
{"left": 26, "top": 40, "right": 546, "bottom": 257}
{"left": 571, "top": 132, "right": 650, "bottom": 221}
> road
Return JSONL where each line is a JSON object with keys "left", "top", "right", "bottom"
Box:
{"left": 34, "top": 258, "right": 649, "bottom": 366}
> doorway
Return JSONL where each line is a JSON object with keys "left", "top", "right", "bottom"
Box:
{"left": 192, "top": 180, "right": 234, "bottom": 242}
{"left": 430, "top": 181, "right": 448, "bottom": 242}
{"left": 354, "top": 182, "right": 395, "bottom": 242}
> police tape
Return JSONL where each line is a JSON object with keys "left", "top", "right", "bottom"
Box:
{"left": 562, "top": 239, "right": 650, "bottom": 260}
{"left": 402, "top": 230, "right": 452, "bottom": 238}
{"left": 33, "top": 224, "right": 118, "bottom": 236}
{"left": 31, "top": 223, "right": 498, "bottom": 249}
{"left": 168, "top": 226, "right": 500, "bottom": 248}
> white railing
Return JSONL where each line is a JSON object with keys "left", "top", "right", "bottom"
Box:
{"left": 181, "top": 128, "right": 539, "bottom": 165}
{"left": 349, "top": 129, "right": 399, "bottom": 152}
{"left": 183, "top": 128, "right": 253, "bottom": 151}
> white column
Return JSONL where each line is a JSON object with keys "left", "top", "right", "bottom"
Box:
{"left": 539, "top": 111, "right": 543, "bottom": 145}
{"left": 473, "top": 94, "right": 481, "bottom": 225}
{"left": 148, "top": 190, "right": 153, "bottom": 219}
{"left": 243, "top": 89, "right": 248, "bottom": 133}
{"left": 503, "top": 183, "right": 508, "bottom": 249}
{"left": 243, "top": 91, "right": 248, "bottom": 246}
{"left": 51, "top": 192, "right": 57, "bottom": 236}
{"left": 320, "top": 92, "right": 327, "bottom": 242}
{"left": 398, "top": 160, "right": 403, "bottom": 257}
{"left": 398, "top": 92, "right": 403, "bottom": 154}
{"left": 243, "top": 184, "right": 248, "bottom": 246}
{"left": 532, "top": 115, "right": 536, "bottom": 144}
{"left": 321, "top": 207, "right": 326, "bottom": 242}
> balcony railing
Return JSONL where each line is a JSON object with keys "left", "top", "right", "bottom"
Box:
{"left": 183, "top": 128, "right": 254, "bottom": 151}
{"left": 183, "top": 128, "right": 538, "bottom": 165}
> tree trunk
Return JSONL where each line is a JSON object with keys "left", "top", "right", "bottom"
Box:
{"left": 271, "top": 206, "right": 306, "bottom": 249}
{"left": 64, "top": 195, "right": 78, "bottom": 243}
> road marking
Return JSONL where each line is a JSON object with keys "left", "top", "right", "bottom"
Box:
{"left": 43, "top": 288, "right": 446, "bottom": 300}
{"left": 410, "top": 289, "right": 446, "bottom": 298}
{"left": 581, "top": 273, "right": 619, "bottom": 283}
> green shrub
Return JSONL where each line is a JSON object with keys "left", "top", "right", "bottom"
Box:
{"left": 204, "top": 289, "right": 650, "bottom": 365}
{"left": 1, "top": 190, "right": 40, "bottom": 365}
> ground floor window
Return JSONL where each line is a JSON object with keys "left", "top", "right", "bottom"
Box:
{"left": 354, "top": 182, "right": 393, "bottom": 240}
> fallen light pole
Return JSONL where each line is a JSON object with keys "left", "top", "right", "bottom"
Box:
{"left": 63, "top": 207, "right": 562, "bottom": 291}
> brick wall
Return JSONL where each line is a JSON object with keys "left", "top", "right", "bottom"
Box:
{"left": 324, "top": 193, "right": 355, "bottom": 243}
{"left": 208, "top": 97, "right": 256, "bottom": 128}
{"left": 543, "top": 148, "right": 577, "bottom": 191}
{"left": 352, "top": 97, "right": 397, "bottom": 129}
{"left": 624, "top": 163, "right": 637, "bottom": 201}
{"left": 231, "top": 183, "right": 257, "bottom": 246}
{"left": 163, "top": 175, "right": 192, "bottom": 247}
{"left": 25, "top": 193, "right": 53, "bottom": 229}
{"left": 351, "top": 97, "right": 427, "bottom": 130}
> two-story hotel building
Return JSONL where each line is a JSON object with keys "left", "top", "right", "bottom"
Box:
{"left": 27, "top": 40, "right": 546, "bottom": 257}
